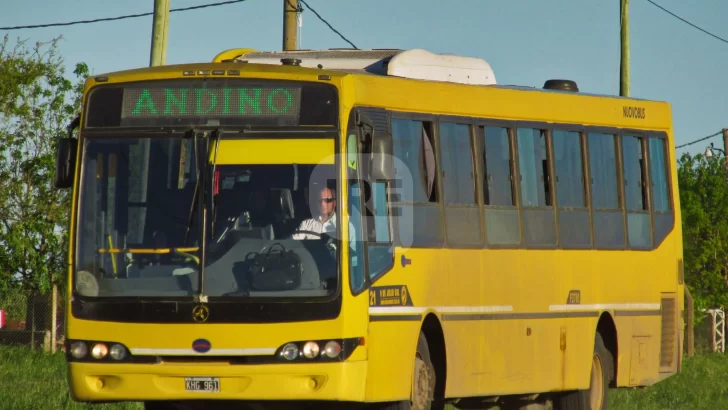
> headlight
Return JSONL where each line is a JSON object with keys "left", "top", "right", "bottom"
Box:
{"left": 280, "top": 343, "right": 299, "bottom": 360}
{"left": 109, "top": 344, "right": 127, "bottom": 360}
{"left": 91, "top": 343, "right": 108, "bottom": 359}
{"left": 70, "top": 341, "right": 88, "bottom": 359}
{"left": 302, "top": 341, "right": 320, "bottom": 359}
{"left": 323, "top": 341, "right": 342, "bottom": 358}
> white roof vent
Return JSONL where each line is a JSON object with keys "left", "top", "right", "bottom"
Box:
{"left": 219, "top": 48, "right": 496, "bottom": 86}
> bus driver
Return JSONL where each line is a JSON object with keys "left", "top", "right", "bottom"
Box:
{"left": 292, "top": 185, "right": 338, "bottom": 240}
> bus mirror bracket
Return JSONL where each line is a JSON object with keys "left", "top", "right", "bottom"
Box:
{"left": 54, "top": 114, "right": 80, "bottom": 189}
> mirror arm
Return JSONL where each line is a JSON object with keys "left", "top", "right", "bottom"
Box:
{"left": 355, "top": 111, "right": 374, "bottom": 145}
{"left": 66, "top": 114, "right": 81, "bottom": 139}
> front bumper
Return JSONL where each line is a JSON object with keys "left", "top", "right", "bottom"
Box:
{"left": 68, "top": 360, "right": 368, "bottom": 403}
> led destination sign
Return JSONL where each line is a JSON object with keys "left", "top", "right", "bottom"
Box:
{"left": 121, "top": 87, "right": 302, "bottom": 119}
{"left": 85, "top": 79, "right": 337, "bottom": 128}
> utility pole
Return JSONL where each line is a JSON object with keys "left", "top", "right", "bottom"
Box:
{"left": 723, "top": 128, "right": 728, "bottom": 168}
{"left": 283, "top": 0, "right": 298, "bottom": 51}
{"left": 150, "top": 0, "right": 170, "bottom": 67}
{"left": 620, "top": 0, "right": 630, "bottom": 97}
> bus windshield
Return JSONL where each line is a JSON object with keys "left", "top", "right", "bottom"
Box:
{"left": 74, "top": 136, "right": 339, "bottom": 299}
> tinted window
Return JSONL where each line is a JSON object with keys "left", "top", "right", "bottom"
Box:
{"left": 517, "top": 128, "right": 551, "bottom": 207}
{"left": 367, "top": 181, "right": 394, "bottom": 279}
{"left": 588, "top": 133, "right": 619, "bottom": 209}
{"left": 623, "top": 135, "right": 651, "bottom": 248}
{"left": 649, "top": 138, "right": 670, "bottom": 212}
{"left": 483, "top": 126, "right": 514, "bottom": 206}
{"left": 622, "top": 135, "right": 647, "bottom": 211}
{"left": 553, "top": 130, "right": 585, "bottom": 208}
{"left": 440, "top": 122, "right": 475, "bottom": 204}
{"left": 392, "top": 119, "right": 437, "bottom": 203}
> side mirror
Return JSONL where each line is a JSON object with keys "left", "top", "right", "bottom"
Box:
{"left": 54, "top": 137, "right": 78, "bottom": 189}
{"left": 370, "top": 131, "right": 393, "bottom": 181}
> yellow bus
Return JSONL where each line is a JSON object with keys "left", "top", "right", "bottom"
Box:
{"left": 54, "top": 48, "right": 683, "bottom": 410}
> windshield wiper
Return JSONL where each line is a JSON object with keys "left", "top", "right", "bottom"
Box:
{"left": 197, "top": 129, "right": 224, "bottom": 302}
{"left": 183, "top": 130, "right": 200, "bottom": 246}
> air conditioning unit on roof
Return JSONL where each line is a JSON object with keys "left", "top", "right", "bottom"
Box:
{"left": 214, "top": 48, "right": 497, "bottom": 86}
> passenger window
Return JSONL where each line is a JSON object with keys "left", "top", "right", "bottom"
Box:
{"left": 553, "top": 130, "right": 590, "bottom": 247}
{"left": 553, "top": 130, "right": 585, "bottom": 208}
{"left": 517, "top": 128, "right": 555, "bottom": 246}
{"left": 649, "top": 138, "right": 670, "bottom": 212}
{"left": 588, "top": 133, "right": 625, "bottom": 248}
{"left": 392, "top": 118, "right": 442, "bottom": 247}
{"left": 440, "top": 122, "right": 481, "bottom": 246}
{"left": 440, "top": 122, "right": 475, "bottom": 205}
{"left": 482, "top": 126, "right": 519, "bottom": 245}
{"left": 391, "top": 119, "right": 438, "bottom": 203}
{"left": 649, "top": 136, "right": 673, "bottom": 245}
{"left": 588, "top": 133, "right": 620, "bottom": 210}
{"left": 622, "top": 135, "right": 651, "bottom": 248}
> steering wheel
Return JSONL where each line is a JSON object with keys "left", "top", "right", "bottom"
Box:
{"left": 290, "top": 229, "right": 323, "bottom": 239}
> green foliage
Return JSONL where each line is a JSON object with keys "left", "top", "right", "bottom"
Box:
{"left": 0, "top": 345, "right": 141, "bottom": 409}
{"left": 0, "top": 35, "right": 88, "bottom": 295}
{"left": 678, "top": 151, "right": 728, "bottom": 318}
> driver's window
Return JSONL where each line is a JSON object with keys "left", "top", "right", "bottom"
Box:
{"left": 366, "top": 181, "right": 394, "bottom": 279}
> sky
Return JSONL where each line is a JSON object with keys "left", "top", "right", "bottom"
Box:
{"left": 1, "top": 0, "right": 726, "bottom": 158}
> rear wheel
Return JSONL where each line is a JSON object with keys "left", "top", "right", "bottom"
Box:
{"left": 555, "top": 333, "right": 611, "bottom": 410}
{"left": 377, "top": 332, "right": 437, "bottom": 410}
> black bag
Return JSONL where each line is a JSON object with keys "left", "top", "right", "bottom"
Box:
{"left": 249, "top": 243, "right": 302, "bottom": 291}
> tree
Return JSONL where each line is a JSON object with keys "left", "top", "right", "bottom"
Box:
{"left": 0, "top": 35, "right": 88, "bottom": 295}
{"left": 678, "top": 151, "right": 728, "bottom": 318}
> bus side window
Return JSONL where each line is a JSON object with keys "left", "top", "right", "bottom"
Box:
{"left": 588, "top": 132, "right": 625, "bottom": 248}
{"left": 516, "top": 127, "right": 556, "bottom": 246}
{"left": 392, "top": 118, "right": 442, "bottom": 247}
{"left": 482, "top": 126, "right": 520, "bottom": 245}
{"left": 649, "top": 136, "right": 673, "bottom": 245}
{"left": 622, "top": 135, "right": 651, "bottom": 248}
{"left": 553, "top": 129, "right": 591, "bottom": 248}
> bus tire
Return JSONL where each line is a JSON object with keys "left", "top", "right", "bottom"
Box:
{"left": 555, "top": 332, "right": 611, "bottom": 410}
{"left": 378, "top": 331, "right": 437, "bottom": 410}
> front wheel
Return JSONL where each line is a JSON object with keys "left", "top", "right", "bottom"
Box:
{"left": 377, "top": 332, "right": 437, "bottom": 410}
{"left": 555, "top": 332, "right": 611, "bottom": 410}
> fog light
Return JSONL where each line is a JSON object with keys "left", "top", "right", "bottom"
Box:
{"left": 70, "top": 341, "right": 87, "bottom": 359}
{"left": 109, "top": 344, "right": 127, "bottom": 360}
{"left": 302, "top": 341, "right": 320, "bottom": 359}
{"left": 91, "top": 343, "right": 108, "bottom": 359}
{"left": 324, "top": 341, "right": 342, "bottom": 358}
{"left": 281, "top": 343, "right": 299, "bottom": 360}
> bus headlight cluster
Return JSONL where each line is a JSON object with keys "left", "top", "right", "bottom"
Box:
{"left": 67, "top": 340, "right": 130, "bottom": 362}
{"left": 277, "top": 338, "right": 361, "bottom": 362}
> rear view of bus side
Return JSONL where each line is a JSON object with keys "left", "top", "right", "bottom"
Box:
{"left": 55, "top": 48, "right": 683, "bottom": 410}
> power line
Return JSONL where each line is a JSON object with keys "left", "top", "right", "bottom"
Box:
{"left": 0, "top": 0, "right": 248, "bottom": 31}
{"left": 644, "top": 0, "right": 728, "bottom": 45}
{"left": 298, "top": 0, "right": 358, "bottom": 49}
{"left": 676, "top": 131, "right": 723, "bottom": 149}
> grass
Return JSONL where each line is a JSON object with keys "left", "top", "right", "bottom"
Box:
{"left": 0, "top": 344, "right": 725, "bottom": 409}
{"left": 0, "top": 345, "right": 141, "bottom": 410}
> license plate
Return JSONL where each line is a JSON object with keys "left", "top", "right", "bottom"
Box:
{"left": 185, "top": 377, "right": 220, "bottom": 393}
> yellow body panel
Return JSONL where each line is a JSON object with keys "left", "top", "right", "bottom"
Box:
{"left": 213, "top": 139, "right": 335, "bottom": 165}
{"left": 65, "top": 60, "right": 683, "bottom": 405}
